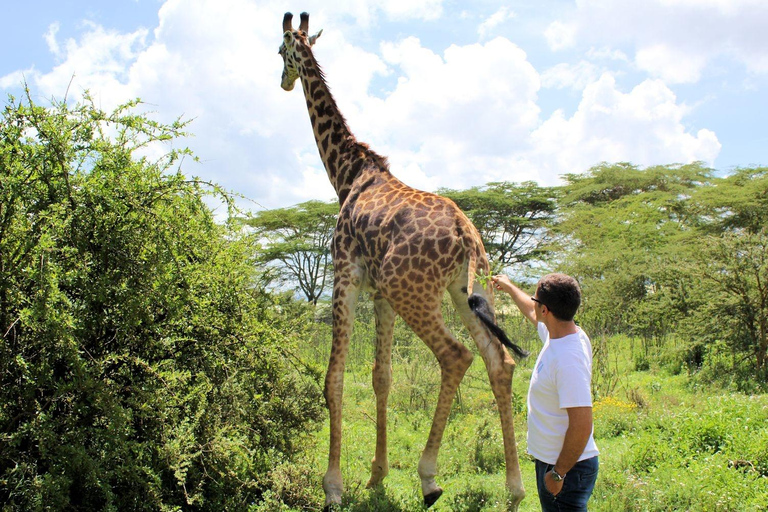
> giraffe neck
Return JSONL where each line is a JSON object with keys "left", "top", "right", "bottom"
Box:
{"left": 298, "top": 51, "right": 384, "bottom": 205}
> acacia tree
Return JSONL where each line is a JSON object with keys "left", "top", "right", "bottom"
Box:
{"left": 694, "top": 167, "right": 768, "bottom": 234}
{"left": 695, "top": 230, "right": 768, "bottom": 379}
{"left": 245, "top": 200, "right": 338, "bottom": 304}
{"left": 440, "top": 181, "right": 557, "bottom": 270}
{"left": 556, "top": 162, "right": 714, "bottom": 338}
{"left": 687, "top": 167, "right": 768, "bottom": 382}
{"left": 556, "top": 162, "right": 767, "bottom": 384}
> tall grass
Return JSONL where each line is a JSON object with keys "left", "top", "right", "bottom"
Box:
{"left": 256, "top": 294, "right": 768, "bottom": 511}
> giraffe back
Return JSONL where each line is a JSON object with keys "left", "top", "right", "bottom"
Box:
{"left": 333, "top": 164, "right": 489, "bottom": 306}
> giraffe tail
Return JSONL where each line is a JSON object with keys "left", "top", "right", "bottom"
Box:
{"left": 468, "top": 294, "right": 529, "bottom": 359}
{"left": 465, "top": 224, "right": 529, "bottom": 358}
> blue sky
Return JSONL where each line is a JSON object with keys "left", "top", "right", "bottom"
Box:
{"left": 2, "top": 0, "right": 766, "bottom": 210}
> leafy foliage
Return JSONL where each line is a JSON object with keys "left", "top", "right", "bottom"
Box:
{"left": 440, "top": 181, "right": 557, "bottom": 271}
{"left": 556, "top": 162, "right": 713, "bottom": 337}
{"left": 686, "top": 229, "right": 768, "bottom": 384}
{"left": 0, "top": 93, "right": 323, "bottom": 511}
{"left": 556, "top": 162, "right": 767, "bottom": 384}
{"left": 694, "top": 166, "right": 768, "bottom": 234}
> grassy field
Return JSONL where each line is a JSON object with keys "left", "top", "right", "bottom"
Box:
{"left": 255, "top": 301, "right": 768, "bottom": 511}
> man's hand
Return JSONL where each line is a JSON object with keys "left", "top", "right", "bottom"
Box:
{"left": 544, "top": 470, "right": 564, "bottom": 496}
{"left": 491, "top": 274, "right": 513, "bottom": 293}
{"left": 491, "top": 274, "right": 537, "bottom": 325}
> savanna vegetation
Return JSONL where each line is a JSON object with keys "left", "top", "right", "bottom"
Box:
{"left": 1, "top": 94, "right": 766, "bottom": 511}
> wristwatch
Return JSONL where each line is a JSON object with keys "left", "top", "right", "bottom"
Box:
{"left": 550, "top": 468, "right": 565, "bottom": 482}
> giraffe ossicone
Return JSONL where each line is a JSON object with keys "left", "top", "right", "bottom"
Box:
{"left": 278, "top": 11, "right": 528, "bottom": 510}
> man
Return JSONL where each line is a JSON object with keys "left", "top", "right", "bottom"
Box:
{"left": 492, "top": 273, "right": 599, "bottom": 512}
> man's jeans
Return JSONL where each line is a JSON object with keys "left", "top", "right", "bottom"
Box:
{"left": 534, "top": 457, "right": 599, "bottom": 512}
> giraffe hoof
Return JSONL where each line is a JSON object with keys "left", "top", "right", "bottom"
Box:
{"left": 423, "top": 488, "right": 443, "bottom": 508}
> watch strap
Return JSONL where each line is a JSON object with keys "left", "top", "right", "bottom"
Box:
{"left": 550, "top": 468, "right": 565, "bottom": 481}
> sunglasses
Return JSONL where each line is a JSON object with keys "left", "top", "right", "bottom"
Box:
{"left": 531, "top": 296, "right": 546, "bottom": 308}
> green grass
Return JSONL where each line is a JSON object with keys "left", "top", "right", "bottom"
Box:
{"left": 255, "top": 313, "right": 768, "bottom": 511}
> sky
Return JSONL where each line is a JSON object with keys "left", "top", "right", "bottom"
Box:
{"left": 2, "top": 0, "right": 767, "bottom": 212}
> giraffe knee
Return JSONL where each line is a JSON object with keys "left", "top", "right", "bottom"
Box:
{"left": 324, "top": 371, "right": 342, "bottom": 408}
{"left": 372, "top": 362, "right": 392, "bottom": 397}
{"left": 490, "top": 362, "right": 514, "bottom": 390}
{"left": 460, "top": 347, "right": 475, "bottom": 371}
{"left": 438, "top": 344, "right": 474, "bottom": 375}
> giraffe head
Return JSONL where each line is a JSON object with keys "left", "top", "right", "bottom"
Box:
{"left": 279, "top": 12, "right": 323, "bottom": 91}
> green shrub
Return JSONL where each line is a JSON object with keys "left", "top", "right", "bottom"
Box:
{"left": 633, "top": 354, "right": 651, "bottom": 372}
{"left": 0, "top": 94, "right": 323, "bottom": 511}
{"left": 623, "top": 433, "right": 680, "bottom": 473}
{"left": 448, "top": 486, "right": 494, "bottom": 512}
{"left": 681, "top": 416, "right": 730, "bottom": 454}
{"left": 471, "top": 419, "right": 505, "bottom": 474}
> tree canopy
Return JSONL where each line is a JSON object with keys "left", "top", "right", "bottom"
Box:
{"left": 556, "top": 162, "right": 767, "bottom": 386}
{"left": 243, "top": 200, "right": 338, "bottom": 304}
{"left": 440, "top": 181, "right": 557, "bottom": 270}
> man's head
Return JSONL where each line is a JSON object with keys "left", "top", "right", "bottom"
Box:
{"left": 534, "top": 273, "right": 581, "bottom": 321}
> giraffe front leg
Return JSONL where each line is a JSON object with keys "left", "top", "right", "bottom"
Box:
{"left": 323, "top": 271, "right": 361, "bottom": 510}
{"left": 367, "top": 297, "right": 395, "bottom": 488}
{"left": 322, "top": 343, "right": 346, "bottom": 510}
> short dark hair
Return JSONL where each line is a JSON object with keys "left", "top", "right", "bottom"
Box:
{"left": 536, "top": 273, "right": 581, "bottom": 321}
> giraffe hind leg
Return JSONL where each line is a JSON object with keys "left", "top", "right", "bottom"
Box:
{"left": 449, "top": 283, "right": 526, "bottom": 509}
{"left": 366, "top": 296, "right": 395, "bottom": 488}
{"left": 394, "top": 300, "right": 474, "bottom": 507}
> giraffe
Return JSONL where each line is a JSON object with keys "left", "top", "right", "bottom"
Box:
{"left": 278, "top": 12, "right": 528, "bottom": 510}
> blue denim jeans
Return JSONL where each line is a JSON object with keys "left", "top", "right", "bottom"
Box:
{"left": 535, "top": 457, "right": 599, "bottom": 512}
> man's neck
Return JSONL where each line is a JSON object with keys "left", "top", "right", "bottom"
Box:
{"left": 545, "top": 319, "right": 578, "bottom": 340}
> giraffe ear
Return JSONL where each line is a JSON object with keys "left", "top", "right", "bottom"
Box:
{"left": 283, "top": 31, "right": 295, "bottom": 45}
{"left": 309, "top": 29, "right": 323, "bottom": 46}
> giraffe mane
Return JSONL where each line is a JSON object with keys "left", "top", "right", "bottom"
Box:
{"left": 300, "top": 46, "right": 353, "bottom": 135}
{"left": 300, "top": 39, "right": 391, "bottom": 174}
{"left": 355, "top": 141, "right": 390, "bottom": 171}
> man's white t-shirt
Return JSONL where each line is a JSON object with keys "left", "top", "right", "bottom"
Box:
{"left": 526, "top": 322, "right": 599, "bottom": 465}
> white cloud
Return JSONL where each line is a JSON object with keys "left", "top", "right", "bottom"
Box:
{"left": 530, "top": 74, "right": 721, "bottom": 177}
{"left": 1, "top": 0, "right": 726, "bottom": 209}
{"left": 478, "top": 7, "right": 515, "bottom": 40}
{"left": 31, "top": 21, "right": 148, "bottom": 107}
{"left": 312, "top": 30, "right": 389, "bottom": 121}
{"left": 548, "top": 0, "right": 768, "bottom": 82}
{"left": 281, "top": 0, "right": 445, "bottom": 30}
{"left": 0, "top": 69, "right": 28, "bottom": 89}
{"left": 586, "top": 47, "right": 629, "bottom": 63}
{"left": 366, "top": 36, "right": 541, "bottom": 189}
{"left": 544, "top": 21, "right": 576, "bottom": 51}
{"left": 380, "top": 0, "right": 444, "bottom": 21}
{"left": 541, "top": 61, "right": 601, "bottom": 91}
{"left": 45, "top": 23, "right": 62, "bottom": 57}
{"left": 635, "top": 44, "right": 707, "bottom": 84}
